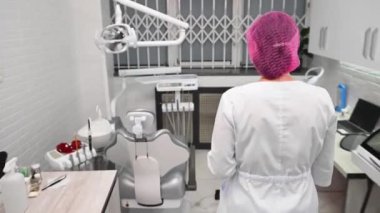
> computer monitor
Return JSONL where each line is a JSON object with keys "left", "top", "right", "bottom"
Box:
{"left": 350, "top": 99, "right": 380, "bottom": 132}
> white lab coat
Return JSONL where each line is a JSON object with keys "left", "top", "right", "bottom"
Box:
{"left": 208, "top": 81, "right": 337, "bottom": 213}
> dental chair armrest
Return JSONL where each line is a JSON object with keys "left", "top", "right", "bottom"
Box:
{"left": 186, "top": 144, "right": 197, "bottom": 191}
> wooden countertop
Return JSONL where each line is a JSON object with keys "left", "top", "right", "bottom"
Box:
{"left": 26, "top": 170, "right": 117, "bottom": 213}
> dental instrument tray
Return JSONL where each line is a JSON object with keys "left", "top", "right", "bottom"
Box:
{"left": 45, "top": 144, "right": 97, "bottom": 171}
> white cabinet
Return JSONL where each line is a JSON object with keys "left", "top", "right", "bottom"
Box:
{"left": 337, "top": 1, "right": 369, "bottom": 66}
{"left": 308, "top": 0, "right": 341, "bottom": 60}
{"left": 339, "top": 0, "right": 380, "bottom": 70}
{"left": 309, "top": 0, "right": 380, "bottom": 71}
{"left": 364, "top": 1, "right": 380, "bottom": 69}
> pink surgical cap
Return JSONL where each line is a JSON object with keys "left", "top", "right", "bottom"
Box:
{"left": 246, "top": 11, "right": 300, "bottom": 79}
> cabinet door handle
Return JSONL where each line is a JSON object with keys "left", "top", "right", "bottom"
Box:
{"left": 319, "top": 27, "right": 323, "bottom": 49}
{"left": 370, "top": 28, "right": 378, "bottom": 61}
{"left": 323, "top": 27, "right": 328, "bottom": 50}
{"left": 320, "top": 27, "right": 326, "bottom": 50}
{"left": 363, "top": 28, "right": 372, "bottom": 59}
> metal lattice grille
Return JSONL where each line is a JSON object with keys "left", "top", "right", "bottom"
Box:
{"left": 113, "top": 0, "right": 307, "bottom": 71}
{"left": 114, "top": 0, "right": 169, "bottom": 69}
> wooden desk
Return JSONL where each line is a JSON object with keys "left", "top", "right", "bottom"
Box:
{"left": 26, "top": 171, "right": 121, "bottom": 213}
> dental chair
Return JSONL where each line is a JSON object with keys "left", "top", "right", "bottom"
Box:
{"left": 106, "top": 110, "right": 196, "bottom": 213}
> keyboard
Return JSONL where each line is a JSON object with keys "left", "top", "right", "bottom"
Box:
{"left": 338, "top": 120, "right": 366, "bottom": 134}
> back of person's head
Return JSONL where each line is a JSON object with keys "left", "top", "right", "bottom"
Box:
{"left": 246, "top": 11, "right": 300, "bottom": 80}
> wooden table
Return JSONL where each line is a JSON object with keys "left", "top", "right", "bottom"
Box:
{"left": 26, "top": 170, "right": 120, "bottom": 213}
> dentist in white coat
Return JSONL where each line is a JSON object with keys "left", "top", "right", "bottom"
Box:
{"left": 208, "top": 11, "right": 337, "bottom": 213}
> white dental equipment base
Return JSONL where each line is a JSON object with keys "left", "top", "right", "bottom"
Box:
{"left": 45, "top": 145, "right": 97, "bottom": 171}
{"left": 121, "top": 199, "right": 183, "bottom": 209}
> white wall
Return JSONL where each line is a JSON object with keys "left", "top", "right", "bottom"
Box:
{"left": 312, "top": 56, "right": 380, "bottom": 112}
{"left": 0, "top": 0, "right": 109, "bottom": 168}
{"left": 67, "top": 1, "right": 111, "bottom": 120}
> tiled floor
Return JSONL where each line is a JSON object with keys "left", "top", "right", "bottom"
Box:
{"left": 186, "top": 150, "right": 345, "bottom": 213}
{"left": 184, "top": 149, "right": 220, "bottom": 213}
{"left": 318, "top": 192, "right": 345, "bottom": 213}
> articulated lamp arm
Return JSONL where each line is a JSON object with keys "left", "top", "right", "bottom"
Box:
{"left": 96, "top": 0, "right": 189, "bottom": 53}
{"left": 116, "top": 0, "right": 189, "bottom": 29}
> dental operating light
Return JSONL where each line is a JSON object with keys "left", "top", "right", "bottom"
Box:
{"left": 96, "top": 0, "right": 189, "bottom": 54}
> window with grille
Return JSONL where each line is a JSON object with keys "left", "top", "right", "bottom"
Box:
{"left": 111, "top": 0, "right": 308, "bottom": 74}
